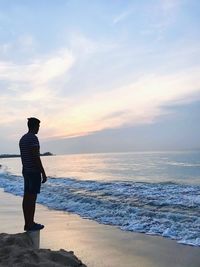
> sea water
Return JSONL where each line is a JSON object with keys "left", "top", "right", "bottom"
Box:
{"left": 0, "top": 151, "right": 200, "bottom": 246}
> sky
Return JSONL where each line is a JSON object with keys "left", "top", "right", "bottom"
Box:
{"left": 0, "top": 0, "right": 200, "bottom": 154}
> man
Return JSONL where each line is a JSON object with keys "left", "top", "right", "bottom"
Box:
{"left": 19, "top": 117, "right": 47, "bottom": 231}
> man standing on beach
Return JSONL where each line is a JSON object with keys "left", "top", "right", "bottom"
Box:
{"left": 19, "top": 117, "right": 47, "bottom": 231}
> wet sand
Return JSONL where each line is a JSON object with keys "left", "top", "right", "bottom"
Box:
{"left": 0, "top": 189, "right": 200, "bottom": 267}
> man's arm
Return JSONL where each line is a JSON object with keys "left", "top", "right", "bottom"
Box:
{"left": 31, "top": 146, "right": 47, "bottom": 183}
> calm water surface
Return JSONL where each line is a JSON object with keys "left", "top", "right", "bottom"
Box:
{"left": 1, "top": 151, "right": 200, "bottom": 184}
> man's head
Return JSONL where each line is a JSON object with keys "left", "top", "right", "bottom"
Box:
{"left": 27, "top": 117, "right": 40, "bottom": 134}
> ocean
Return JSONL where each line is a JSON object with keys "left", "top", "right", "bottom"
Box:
{"left": 0, "top": 151, "right": 200, "bottom": 246}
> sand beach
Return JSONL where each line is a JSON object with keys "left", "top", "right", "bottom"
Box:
{"left": 0, "top": 232, "right": 86, "bottom": 267}
{"left": 0, "top": 188, "right": 200, "bottom": 267}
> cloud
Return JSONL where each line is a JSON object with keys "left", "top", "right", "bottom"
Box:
{"left": 160, "top": 0, "right": 181, "bottom": 12}
{"left": 113, "top": 10, "right": 133, "bottom": 25}
{"left": 37, "top": 66, "right": 200, "bottom": 140}
{"left": 0, "top": 46, "right": 75, "bottom": 128}
{"left": 0, "top": 29, "right": 199, "bottom": 143}
{"left": 0, "top": 49, "right": 74, "bottom": 84}
{"left": 68, "top": 32, "right": 118, "bottom": 59}
{"left": 141, "top": 0, "right": 182, "bottom": 38}
{"left": 0, "top": 43, "right": 12, "bottom": 54}
{"left": 1, "top": 48, "right": 199, "bottom": 140}
{"left": 18, "top": 34, "right": 36, "bottom": 48}
{"left": 0, "top": 34, "right": 38, "bottom": 59}
{"left": 0, "top": 33, "right": 119, "bottom": 134}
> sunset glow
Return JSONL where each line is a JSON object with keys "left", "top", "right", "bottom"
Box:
{"left": 0, "top": 0, "right": 199, "bottom": 153}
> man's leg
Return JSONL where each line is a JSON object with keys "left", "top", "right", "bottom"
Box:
{"left": 22, "top": 192, "right": 37, "bottom": 229}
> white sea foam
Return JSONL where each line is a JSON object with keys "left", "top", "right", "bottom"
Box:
{"left": 0, "top": 170, "right": 200, "bottom": 247}
{"left": 166, "top": 161, "right": 200, "bottom": 167}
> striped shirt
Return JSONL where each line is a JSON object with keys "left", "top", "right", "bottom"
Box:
{"left": 19, "top": 132, "right": 40, "bottom": 172}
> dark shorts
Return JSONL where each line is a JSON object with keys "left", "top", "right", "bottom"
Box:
{"left": 23, "top": 171, "right": 41, "bottom": 194}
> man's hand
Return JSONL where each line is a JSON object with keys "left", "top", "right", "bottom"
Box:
{"left": 31, "top": 146, "right": 47, "bottom": 183}
{"left": 42, "top": 173, "right": 47, "bottom": 183}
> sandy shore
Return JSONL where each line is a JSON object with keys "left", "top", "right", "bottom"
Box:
{"left": 0, "top": 189, "right": 200, "bottom": 267}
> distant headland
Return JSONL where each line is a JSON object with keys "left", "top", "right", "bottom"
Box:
{"left": 0, "top": 152, "right": 54, "bottom": 159}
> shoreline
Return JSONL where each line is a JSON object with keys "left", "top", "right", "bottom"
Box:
{"left": 0, "top": 189, "right": 86, "bottom": 267}
{"left": 0, "top": 189, "right": 200, "bottom": 267}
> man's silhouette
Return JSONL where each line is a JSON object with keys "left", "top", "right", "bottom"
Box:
{"left": 19, "top": 117, "right": 47, "bottom": 231}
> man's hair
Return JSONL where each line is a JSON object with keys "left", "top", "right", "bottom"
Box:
{"left": 27, "top": 117, "right": 40, "bottom": 130}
